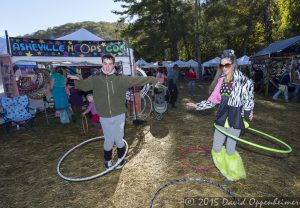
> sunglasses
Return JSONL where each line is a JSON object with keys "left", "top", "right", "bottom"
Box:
{"left": 219, "top": 63, "right": 232, "bottom": 68}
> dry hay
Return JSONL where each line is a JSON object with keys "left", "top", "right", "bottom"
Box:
{"left": 0, "top": 80, "right": 299, "bottom": 208}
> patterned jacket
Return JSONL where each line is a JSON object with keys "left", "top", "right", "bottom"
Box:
{"left": 196, "top": 69, "right": 255, "bottom": 117}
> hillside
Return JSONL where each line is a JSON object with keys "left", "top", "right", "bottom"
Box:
{"left": 22, "top": 21, "right": 127, "bottom": 40}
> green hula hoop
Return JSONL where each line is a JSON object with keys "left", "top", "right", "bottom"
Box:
{"left": 214, "top": 123, "right": 292, "bottom": 154}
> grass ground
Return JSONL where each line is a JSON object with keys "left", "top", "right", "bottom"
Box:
{"left": 0, "top": 80, "right": 299, "bottom": 208}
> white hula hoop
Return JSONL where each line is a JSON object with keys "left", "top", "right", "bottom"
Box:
{"left": 57, "top": 136, "right": 128, "bottom": 182}
{"left": 137, "top": 68, "right": 150, "bottom": 97}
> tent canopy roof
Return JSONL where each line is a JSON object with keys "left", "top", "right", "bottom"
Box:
{"left": 252, "top": 35, "right": 300, "bottom": 58}
{"left": 167, "top": 60, "right": 189, "bottom": 67}
{"left": 56, "top": 28, "right": 105, "bottom": 41}
{"left": 237, "top": 55, "right": 251, "bottom": 65}
{"left": 186, "top": 59, "right": 199, "bottom": 67}
{"left": 203, "top": 57, "right": 220, "bottom": 67}
{"left": 135, "top": 58, "right": 149, "bottom": 66}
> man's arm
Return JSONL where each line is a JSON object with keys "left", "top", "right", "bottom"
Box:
{"left": 68, "top": 74, "right": 94, "bottom": 92}
{"left": 124, "top": 76, "right": 157, "bottom": 88}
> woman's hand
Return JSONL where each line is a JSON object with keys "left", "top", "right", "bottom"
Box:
{"left": 185, "top": 102, "right": 197, "bottom": 109}
{"left": 249, "top": 111, "right": 253, "bottom": 121}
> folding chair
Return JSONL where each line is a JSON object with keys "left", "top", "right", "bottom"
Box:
{"left": 43, "top": 96, "right": 57, "bottom": 125}
{"left": 0, "top": 95, "right": 37, "bottom": 133}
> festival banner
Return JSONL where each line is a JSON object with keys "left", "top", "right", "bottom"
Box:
{"left": 9, "top": 37, "right": 128, "bottom": 57}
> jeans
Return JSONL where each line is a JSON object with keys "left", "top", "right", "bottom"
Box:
{"left": 188, "top": 80, "right": 196, "bottom": 96}
{"left": 272, "top": 85, "right": 289, "bottom": 102}
{"left": 290, "top": 84, "right": 300, "bottom": 102}
{"left": 213, "top": 125, "right": 241, "bottom": 155}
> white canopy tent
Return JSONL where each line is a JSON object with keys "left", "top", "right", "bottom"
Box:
{"left": 167, "top": 60, "right": 190, "bottom": 68}
{"left": 202, "top": 57, "right": 221, "bottom": 67}
{"left": 237, "top": 55, "right": 251, "bottom": 65}
{"left": 186, "top": 59, "right": 198, "bottom": 68}
{"left": 140, "top": 61, "right": 173, "bottom": 69}
{"left": 56, "top": 28, "right": 105, "bottom": 41}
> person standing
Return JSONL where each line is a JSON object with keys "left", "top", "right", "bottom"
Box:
{"left": 186, "top": 50, "right": 255, "bottom": 184}
{"left": 167, "top": 64, "right": 179, "bottom": 108}
{"left": 272, "top": 67, "right": 290, "bottom": 103}
{"left": 68, "top": 54, "right": 157, "bottom": 169}
{"left": 289, "top": 64, "right": 300, "bottom": 102}
{"left": 186, "top": 67, "right": 197, "bottom": 96}
{"left": 50, "top": 67, "right": 73, "bottom": 124}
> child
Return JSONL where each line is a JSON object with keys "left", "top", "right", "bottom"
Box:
{"left": 82, "top": 94, "right": 101, "bottom": 128}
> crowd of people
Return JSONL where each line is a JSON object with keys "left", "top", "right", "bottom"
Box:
{"left": 251, "top": 61, "right": 300, "bottom": 103}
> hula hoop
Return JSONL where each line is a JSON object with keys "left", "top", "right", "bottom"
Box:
{"left": 149, "top": 178, "right": 240, "bottom": 208}
{"left": 57, "top": 136, "right": 128, "bottom": 182}
{"left": 214, "top": 123, "right": 292, "bottom": 154}
{"left": 126, "top": 94, "right": 153, "bottom": 121}
{"left": 178, "top": 147, "right": 214, "bottom": 171}
{"left": 136, "top": 68, "right": 150, "bottom": 97}
{"left": 82, "top": 116, "right": 88, "bottom": 134}
{"left": 27, "top": 70, "right": 51, "bottom": 99}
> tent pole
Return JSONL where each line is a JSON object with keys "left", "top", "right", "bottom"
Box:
{"left": 126, "top": 40, "right": 137, "bottom": 121}
{"left": 5, "top": 30, "right": 10, "bottom": 55}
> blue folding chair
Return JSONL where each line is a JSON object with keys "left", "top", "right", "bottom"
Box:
{"left": 0, "top": 95, "right": 37, "bottom": 133}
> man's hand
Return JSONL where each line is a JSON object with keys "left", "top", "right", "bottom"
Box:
{"left": 67, "top": 75, "right": 80, "bottom": 80}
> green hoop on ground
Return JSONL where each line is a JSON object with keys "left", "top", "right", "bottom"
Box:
{"left": 214, "top": 123, "right": 292, "bottom": 154}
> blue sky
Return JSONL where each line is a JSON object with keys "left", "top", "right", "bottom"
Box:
{"left": 0, "top": 0, "right": 124, "bottom": 37}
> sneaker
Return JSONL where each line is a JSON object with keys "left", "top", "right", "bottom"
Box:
{"left": 104, "top": 160, "right": 113, "bottom": 169}
{"left": 218, "top": 172, "right": 225, "bottom": 178}
{"left": 115, "top": 158, "right": 125, "bottom": 170}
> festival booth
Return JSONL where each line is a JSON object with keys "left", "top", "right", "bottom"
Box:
{"left": 0, "top": 29, "right": 141, "bottom": 124}
{"left": 250, "top": 35, "right": 300, "bottom": 96}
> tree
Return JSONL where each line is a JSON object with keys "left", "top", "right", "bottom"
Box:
{"left": 113, "top": 0, "right": 195, "bottom": 61}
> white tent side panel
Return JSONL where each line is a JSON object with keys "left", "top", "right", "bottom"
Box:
{"left": 0, "top": 37, "right": 8, "bottom": 55}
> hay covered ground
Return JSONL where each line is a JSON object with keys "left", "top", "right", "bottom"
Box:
{"left": 0, "top": 80, "right": 299, "bottom": 208}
